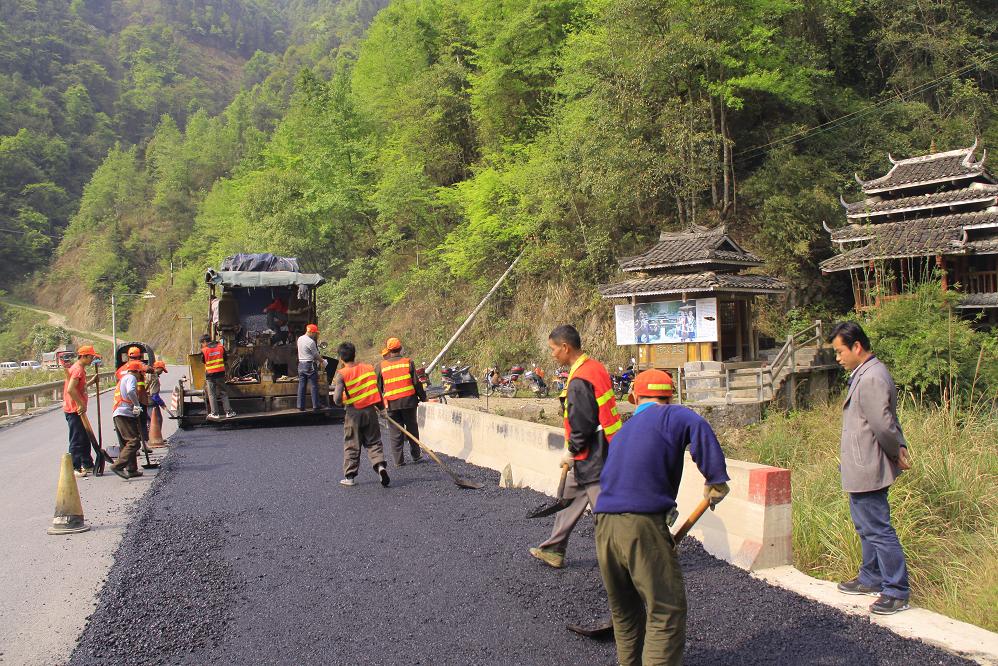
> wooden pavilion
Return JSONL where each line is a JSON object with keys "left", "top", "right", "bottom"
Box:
{"left": 599, "top": 225, "right": 786, "bottom": 368}
{"left": 822, "top": 140, "right": 998, "bottom": 324}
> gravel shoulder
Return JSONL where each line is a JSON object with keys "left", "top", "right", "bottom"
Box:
{"left": 69, "top": 421, "right": 973, "bottom": 665}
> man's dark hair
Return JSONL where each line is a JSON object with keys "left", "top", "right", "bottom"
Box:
{"left": 828, "top": 321, "right": 871, "bottom": 351}
{"left": 337, "top": 341, "right": 356, "bottom": 362}
{"left": 549, "top": 324, "right": 582, "bottom": 350}
{"left": 199, "top": 334, "right": 211, "bottom": 345}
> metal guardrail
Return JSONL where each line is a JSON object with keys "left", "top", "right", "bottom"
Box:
{"left": 0, "top": 371, "right": 115, "bottom": 418}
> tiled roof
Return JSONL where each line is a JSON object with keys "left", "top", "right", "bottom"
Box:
{"left": 599, "top": 272, "right": 787, "bottom": 298}
{"left": 966, "top": 238, "right": 998, "bottom": 255}
{"left": 821, "top": 217, "right": 967, "bottom": 272}
{"left": 856, "top": 142, "right": 988, "bottom": 194}
{"left": 828, "top": 211, "right": 998, "bottom": 243}
{"left": 957, "top": 292, "right": 998, "bottom": 309}
{"left": 618, "top": 225, "right": 763, "bottom": 272}
{"left": 842, "top": 184, "right": 998, "bottom": 219}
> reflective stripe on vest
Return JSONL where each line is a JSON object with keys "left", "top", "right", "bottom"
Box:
{"left": 338, "top": 363, "right": 382, "bottom": 409}
{"left": 561, "top": 355, "right": 622, "bottom": 460}
{"left": 202, "top": 343, "right": 225, "bottom": 374}
{"left": 381, "top": 357, "right": 416, "bottom": 403}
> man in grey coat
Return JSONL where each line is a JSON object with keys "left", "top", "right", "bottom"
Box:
{"left": 829, "top": 321, "right": 910, "bottom": 615}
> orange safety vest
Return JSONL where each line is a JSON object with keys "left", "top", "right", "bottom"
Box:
{"left": 202, "top": 343, "right": 225, "bottom": 375}
{"left": 116, "top": 364, "right": 148, "bottom": 402}
{"left": 562, "top": 355, "right": 622, "bottom": 460}
{"left": 380, "top": 357, "right": 416, "bottom": 404}
{"left": 113, "top": 375, "right": 135, "bottom": 412}
{"left": 338, "top": 363, "right": 382, "bottom": 410}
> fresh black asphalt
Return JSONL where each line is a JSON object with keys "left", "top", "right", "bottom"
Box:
{"left": 70, "top": 421, "right": 973, "bottom": 665}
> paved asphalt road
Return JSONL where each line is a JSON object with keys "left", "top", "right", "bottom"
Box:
{"left": 0, "top": 366, "right": 181, "bottom": 665}
{"left": 64, "top": 419, "right": 971, "bottom": 665}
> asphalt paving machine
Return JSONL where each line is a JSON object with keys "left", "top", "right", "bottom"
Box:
{"left": 173, "top": 254, "right": 342, "bottom": 428}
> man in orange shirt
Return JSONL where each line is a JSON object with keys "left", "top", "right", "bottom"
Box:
{"left": 63, "top": 345, "right": 100, "bottom": 477}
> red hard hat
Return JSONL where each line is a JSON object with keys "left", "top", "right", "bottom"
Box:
{"left": 629, "top": 369, "right": 674, "bottom": 403}
{"left": 153, "top": 360, "right": 167, "bottom": 372}
{"left": 306, "top": 324, "right": 319, "bottom": 334}
{"left": 76, "top": 345, "right": 101, "bottom": 358}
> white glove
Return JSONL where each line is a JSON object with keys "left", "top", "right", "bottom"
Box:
{"left": 132, "top": 404, "right": 142, "bottom": 417}
{"left": 560, "top": 449, "right": 575, "bottom": 467}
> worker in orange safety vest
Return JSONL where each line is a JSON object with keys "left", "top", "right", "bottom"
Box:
{"left": 200, "top": 334, "right": 235, "bottom": 420}
{"left": 332, "top": 341, "right": 390, "bottom": 488}
{"left": 529, "top": 324, "right": 622, "bottom": 570}
{"left": 376, "top": 337, "right": 427, "bottom": 467}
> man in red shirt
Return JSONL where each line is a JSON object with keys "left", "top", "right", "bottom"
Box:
{"left": 263, "top": 295, "right": 289, "bottom": 331}
{"left": 63, "top": 345, "right": 100, "bottom": 477}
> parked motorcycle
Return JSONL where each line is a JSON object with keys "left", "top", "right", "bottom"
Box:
{"left": 551, "top": 366, "right": 569, "bottom": 393}
{"left": 440, "top": 363, "right": 480, "bottom": 398}
{"left": 613, "top": 359, "right": 636, "bottom": 399}
{"left": 484, "top": 364, "right": 524, "bottom": 398}
{"left": 523, "top": 364, "right": 549, "bottom": 397}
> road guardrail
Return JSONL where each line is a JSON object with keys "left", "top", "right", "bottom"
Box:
{"left": 0, "top": 371, "right": 115, "bottom": 418}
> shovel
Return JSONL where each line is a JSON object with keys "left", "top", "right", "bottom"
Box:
{"left": 137, "top": 408, "right": 160, "bottom": 470}
{"left": 80, "top": 411, "right": 115, "bottom": 475}
{"left": 382, "top": 413, "right": 481, "bottom": 490}
{"left": 526, "top": 463, "right": 571, "bottom": 518}
{"left": 566, "top": 498, "right": 712, "bottom": 638}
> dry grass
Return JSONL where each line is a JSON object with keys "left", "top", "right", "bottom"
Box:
{"left": 726, "top": 399, "right": 998, "bottom": 631}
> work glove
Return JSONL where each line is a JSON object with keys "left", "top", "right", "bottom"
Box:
{"left": 704, "top": 482, "right": 730, "bottom": 509}
{"left": 560, "top": 449, "right": 575, "bottom": 469}
{"left": 132, "top": 404, "right": 142, "bottom": 417}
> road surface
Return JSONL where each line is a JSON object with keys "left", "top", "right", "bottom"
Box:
{"left": 0, "top": 367, "right": 181, "bottom": 665}
{"left": 58, "top": 419, "right": 972, "bottom": 665}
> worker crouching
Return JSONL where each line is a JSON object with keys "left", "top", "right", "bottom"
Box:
{"left": 593, "top": 369, "right": 730, "bottom": 666}
{"left": 332, "top": 342, "right": 390, "bottom": 488}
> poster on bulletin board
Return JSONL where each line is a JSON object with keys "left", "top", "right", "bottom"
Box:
{"left": 614, "top": 298, "right": 718, "bottom": 345}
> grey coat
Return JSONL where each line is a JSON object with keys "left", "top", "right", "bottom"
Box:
{"left": 840, "top": 357, "right": 907, "bottom": 493}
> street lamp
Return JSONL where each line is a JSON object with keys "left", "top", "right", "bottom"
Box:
{"left": 111, "top": 291, "right": 155, "bottom": 360}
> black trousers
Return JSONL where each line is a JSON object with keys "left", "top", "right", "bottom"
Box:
{"left": 386, "top": 406, "right": 421, "bottom": 464}
{"left": 65, "top": 411, "right": 94, "bottom": 470}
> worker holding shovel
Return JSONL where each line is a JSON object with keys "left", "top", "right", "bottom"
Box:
{"left": 593, "top": 369, "right": 730, "bottom": 666}
{"left": 529, "top": 325, "right": 621, "bottom": 569}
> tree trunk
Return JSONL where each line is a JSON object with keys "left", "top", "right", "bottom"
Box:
{"left": 720, "top": 102, "right": 730, "bottom": 211}
{"left": 709, "top": 98, "right": 719, "bottom": 207}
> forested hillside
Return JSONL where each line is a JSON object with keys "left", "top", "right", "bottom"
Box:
{"left": 19, "top": 0, "right": 998, "bottom": 367}
{"left": 0, "top": 0, "right": 294, "bottom": 286}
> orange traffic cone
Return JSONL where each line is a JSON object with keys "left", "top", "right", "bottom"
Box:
{"left": 148, "top": 406, "right": 165, "bottom": 447}
{"left": 47, "top": 453, "right": 91, "bottom": 535}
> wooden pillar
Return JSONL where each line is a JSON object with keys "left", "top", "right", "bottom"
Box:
{"left": 747, "top": 297, "right": 756, "bottom": 361}
{"left": 936, "top": 255, "right": 948, "bottom": 291}
{"left": 734, "top": 298, "right": 744, "bottom": 361}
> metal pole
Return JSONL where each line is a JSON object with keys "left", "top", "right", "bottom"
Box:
{"left": 111, "top": 293, "right": 117, "bottom": 361}
{"left": 426, "top": 250, "right": 525, "bottom": 375}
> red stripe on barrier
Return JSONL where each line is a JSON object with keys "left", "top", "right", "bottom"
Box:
{"left": 748, "top": 467, "right": 792, "bottom": 505}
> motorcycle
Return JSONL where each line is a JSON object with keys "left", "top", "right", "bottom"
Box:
{"left": 415, "top": 363, "right": 430, "bottom": 388}
{"left": 551, "top": 366, "right": 569, "bottom": 393}
{"left": 613, "top": 359, "right": 636, "bottom": 399}
{"left": 523, "top": 364, "right": 549, "bottom": 397}
{"left": 484, "top": 364, "right": 524, "bottom": 398}
{"left": 440, "top": 363, "right": 480, "bottom": 398}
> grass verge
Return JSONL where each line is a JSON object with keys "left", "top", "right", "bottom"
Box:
{"left": 725, "top": 399, "right": 997, "bottom": 631}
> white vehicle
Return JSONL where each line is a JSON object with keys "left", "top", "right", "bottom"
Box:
{"left": 0, "top": 361, "right": 19, "bottom": 372}
{"left": 20, "top": 360, "right": 43, "bottom": 370}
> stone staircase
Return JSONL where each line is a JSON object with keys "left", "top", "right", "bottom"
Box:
{"left": 683, "top": 322, "right": 837, "bottom": 407}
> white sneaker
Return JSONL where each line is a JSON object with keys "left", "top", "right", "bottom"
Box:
{"left": 339, "top": 477, "right": 356, "bottom": 487}
{"left": 206, "top": 413, "right": 221, "bottom": 420}
{"left": 225, "top": 411, "right": 237, "bottom": 418}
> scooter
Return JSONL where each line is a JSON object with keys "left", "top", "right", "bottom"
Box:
{"left": 614, "top": 359, "right": 636, "bottom": 399}
{"left": 523, "top": 364, "right": 549, "bottom": 397}
{"left": 551, "top": 366, "right": 569, "bottom": 393}
{"left": 484, "top": 365, "right": 524, "bottom": 398}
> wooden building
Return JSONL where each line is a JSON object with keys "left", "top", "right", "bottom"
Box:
{"left": 599, "top": 226, "right": 786, "bottom": 368}
{"left": 822, "top": 140, "right": 998, "bottom": 323}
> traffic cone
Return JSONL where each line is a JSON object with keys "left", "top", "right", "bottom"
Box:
{"left": 47, "top": 453, "right": 91, "bottom": 535}
{"left": 148, "top": 406, "right": 165, "bottom": 447}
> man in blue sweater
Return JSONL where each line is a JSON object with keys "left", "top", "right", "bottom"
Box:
{"left": 594, "top": 369, "right": 730, "bottom": 666}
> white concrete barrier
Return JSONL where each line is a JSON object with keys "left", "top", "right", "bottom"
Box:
{"left": 418, "top": 402, "right": 792, "bottom": 571}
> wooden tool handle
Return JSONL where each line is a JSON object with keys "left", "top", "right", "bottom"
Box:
{"left": 673, "top": 498, "right": 711, "bottom": 544}
{"left": 556, "top": 463, "right": 570, "bottom": 499}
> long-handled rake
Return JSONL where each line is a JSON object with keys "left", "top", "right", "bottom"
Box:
{"left": 382, "top": 413, "right": 481, "bottom": 490}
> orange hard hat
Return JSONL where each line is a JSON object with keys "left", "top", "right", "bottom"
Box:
{"left": 127, "top": 346, "right": 142, "bottom": 358}
{"left": 123, "top": 360, "right": 145, "bottom": 372}
{"left": 153, "top": 360, "right": 168, "bottom": 372}
{"left": 628, "top": 369, "right": 674, "bottom": 404}
{"left": 381, "top": 337, "right": 403, "bottom": 356}
{"left": 306, "top": 324, "right": 319, "bottom": 334}
{"left": 76, "top": 345, "right": 101, "bottom": 358}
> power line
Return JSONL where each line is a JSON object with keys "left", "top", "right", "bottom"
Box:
{"left": 733, "top": 51, "right": 998, "bottom": 163}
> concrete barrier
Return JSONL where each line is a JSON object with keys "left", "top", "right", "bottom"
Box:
{"left": 418, "top": 402, "right": 792, "bottom": 571}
